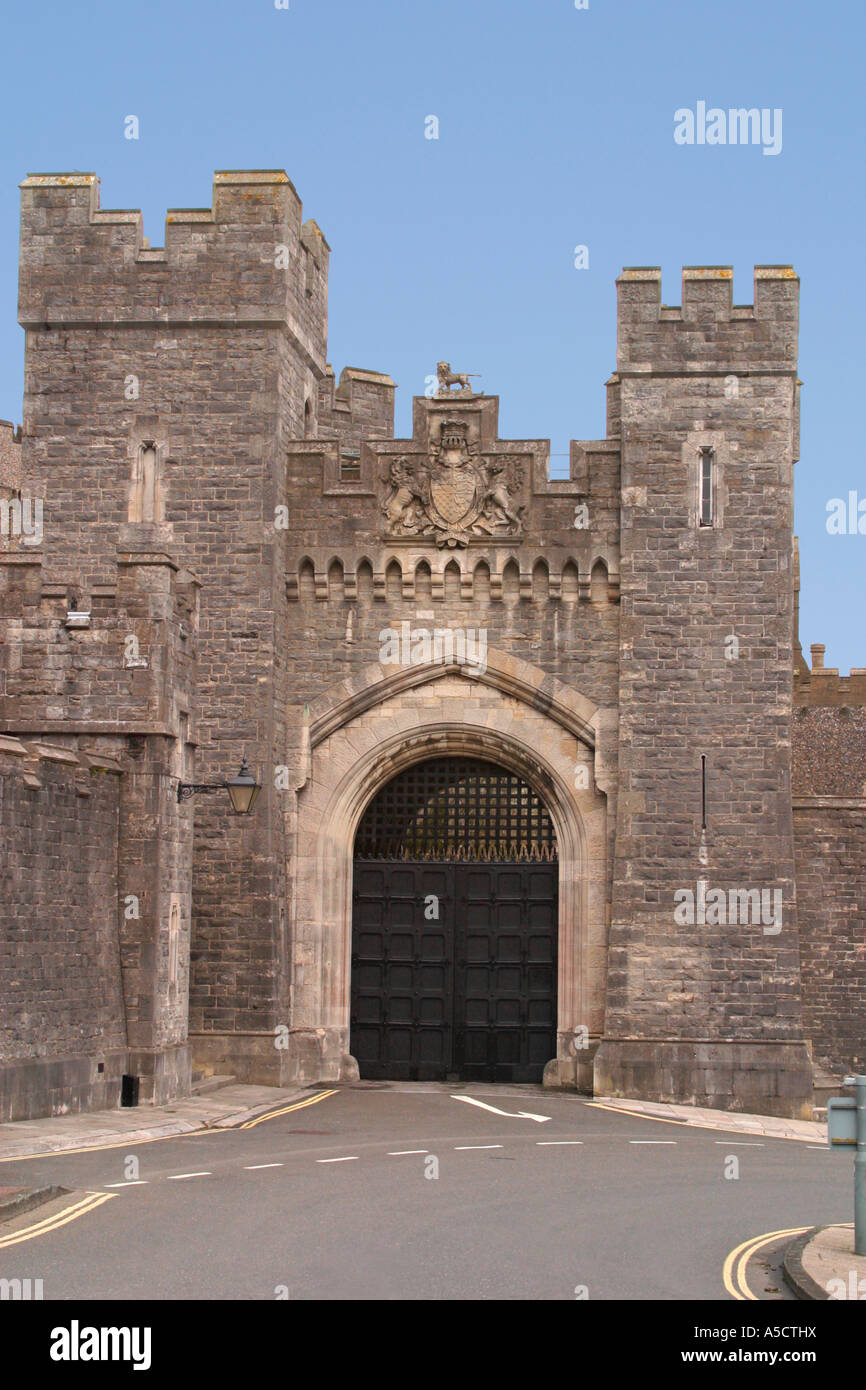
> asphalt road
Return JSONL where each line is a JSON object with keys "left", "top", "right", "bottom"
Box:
{"left": 0, "top": 1085, "right": 850, "bottom": 1301}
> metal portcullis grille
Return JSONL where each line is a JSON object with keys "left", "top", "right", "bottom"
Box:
{"left": 354, "top": 757, "right": 557, "bottom": 863}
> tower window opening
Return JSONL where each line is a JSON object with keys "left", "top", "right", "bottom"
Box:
{"left": 340, "top": 448, "right": 361, "bottom": 481}
{"left": 698, "top": 448, "right": 714, "bottom": 527}
{"left": 701, "top": 754, "right": 708, "bottom": 830}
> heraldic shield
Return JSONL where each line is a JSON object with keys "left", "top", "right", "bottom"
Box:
{"left": 379, "top": 412, "right": 525, "bottom": 547}
{"left": 428, "top": 419, "right": 484, "bottom": 531}
{"left": 430, "top": 462, "right": 481, "bottom": 528}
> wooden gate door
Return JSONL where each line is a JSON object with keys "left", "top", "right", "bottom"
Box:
{"left": 350, "top": 758, "right": 558, "bottom": 1083}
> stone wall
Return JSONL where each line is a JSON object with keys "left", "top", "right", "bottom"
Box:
{"left": 0, "top": 538, "right": 197, "bottom": 1114}
{"left": 0, "top": 738, "right": 126, "bottom": 1119}
{"left": 265, "top": 388, "right": 622, "bottom": 1086}
{"left": 793, "top": 702, "right": 866, "bottom": 1082}
{"left": 795, "top": 805, "right": 866, "bottom": 1078}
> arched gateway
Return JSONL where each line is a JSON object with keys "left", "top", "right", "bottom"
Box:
{"left": 288, "top": 650, "right": 610, "bottom": 1092}
{"left": 350, "top": 757, "right": 558, "bottom": 1082}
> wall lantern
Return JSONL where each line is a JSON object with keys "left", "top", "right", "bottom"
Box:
{"left": 177, "top": 756, "right": 261, "bottom": 815}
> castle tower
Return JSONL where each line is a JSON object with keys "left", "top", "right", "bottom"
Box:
{"left": 594, "top": 266, "right": 814, "bottom": 1116}
{"left": 16, "top": 170, "right": 332, "bottom": 1087}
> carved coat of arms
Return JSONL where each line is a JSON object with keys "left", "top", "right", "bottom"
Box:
{"left": 381, "top": 420, "right": 524, "bottom": 548}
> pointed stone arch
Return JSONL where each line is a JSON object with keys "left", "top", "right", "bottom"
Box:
{"left": 289, "top": 650, "right": 610, "bottom": 1089}
{"left": 415, "top": 557, "right": 433, "bottom": 602}
{"left": 473, "top": 558, "right": 491, "bottom": 603}
{"left": 356, "top": 556, "right": 374, "bottom": 603}
{"left": 501, "top": 556, "right": 520, "bottom": 603}
{"left": 561, "top": 559, "right": 580, "bottom": 603}
{"left": 443, "top": 558, "right": 461, "bottom": 600}
{"left": 532, "top": 558, "right": 550, "bottom": 602}
{"left": 327, "top": 557, "right": 344, "bottom": 600}
{"left": 590, "top": 557, "right": 609, "bottom": 604}
{"left": 297, "top": 556, "right": 316, "bottom": 602}
{"left": 306, "top": 647, "right": 599, "bottom": 751}
{"left": 384, "top": 557, "right": 402, "bottom": 601}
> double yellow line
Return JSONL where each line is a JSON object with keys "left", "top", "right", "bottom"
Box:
{"left": 722, "top": 1225, "right": 811, "bottom": 1299}
{"left": 238, "top": 1088, "right": 338, "bottom": 1130}
{"left": 585, "top": 1100, "right": 690, "bottom": 1128}
{"left": 0, "top": 1191, "right": 115, "bottom": 1249}
{"left": 0, "top": 1132, "right": 180, "bottom": 1164}
{"left": 0, "top": 1089, "right": 337, "bottom": 1250}
{"left": 0, "top": 1088, "right": 340, "bottom": 1161}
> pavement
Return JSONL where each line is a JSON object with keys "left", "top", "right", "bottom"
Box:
{"left": 590, "top": 1096, "right": 827, "bottom": 1144}
{"left": 0, "top": 1184, "right": 67, "bottom": 1221}
{"left": 0, "top": 1082, "right": 312, "bottom": 1164}
{"left": 0, "top": 1081, "right": 318, "bottom": 1225}
{"left": 784, "top": 1223, "right": 865, "bottom": 1300}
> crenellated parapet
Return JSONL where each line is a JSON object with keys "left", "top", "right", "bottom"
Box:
{"left": 794, "top": 642, "right": 866, "bottom": 708}
{"left": 316, "top": 365, "right": 396, "bottom": 453}
{"left": 18, "top": 170, "right": 329, "bottom": 375}
{"left": 285, "top": 389, "right": 621, "bottom": 599}
{"left": 0, "top": 419, "right": 21, "bottom": 497}
{"left": 616, "top": 265, "right": 799, "bottom": 374}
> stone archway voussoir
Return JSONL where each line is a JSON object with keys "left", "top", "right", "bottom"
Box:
{"left": 306, "top": 648, "right": 599, "bottom": 751}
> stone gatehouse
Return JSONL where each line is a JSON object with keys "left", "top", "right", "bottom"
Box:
{"left": 1, "top": 169, "right": 863, "bottom": 1123}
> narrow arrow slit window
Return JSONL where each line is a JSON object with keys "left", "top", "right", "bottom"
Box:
{"left": 698, "top": 447, "right": 714, "bottom": 527}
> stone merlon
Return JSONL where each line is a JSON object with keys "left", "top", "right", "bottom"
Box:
{"left": 18, "top": 170, "right": 328, "bottom": 375}
{"left": 616, "top": 264, "right": 799, "bottom": 372}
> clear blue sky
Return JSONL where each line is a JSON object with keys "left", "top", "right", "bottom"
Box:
{"left": 0, "top": 0, "right": 863, "bottom": 669}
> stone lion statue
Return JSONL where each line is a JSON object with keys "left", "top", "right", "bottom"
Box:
{"left": 436, "top": 361, "right": 480, "bottom": 395}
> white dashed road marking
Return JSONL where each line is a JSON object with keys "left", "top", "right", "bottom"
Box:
{"left": 105, "top": 1124, "right": 753, "bottom": 1187}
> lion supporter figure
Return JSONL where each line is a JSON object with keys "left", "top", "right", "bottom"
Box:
{"left": 436, "top": 361, "right": 481, "bottom": 395}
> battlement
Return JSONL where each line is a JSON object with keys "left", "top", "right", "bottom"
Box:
{"left": 616, "top": 265, "right": 799, "bottom": 372}
{"left": 317, "top": 365, "right": 396, "bottom": 447}
{"left": 284, "top": 387, "right": 621, "bottom": 592}
{"left": 0, "top": 419, "right": 22, "bottom": 495}
{"left": 794, "top": 642, "right": 866, "bottom": 708}
{"left": 18, "top": 170, "right": 328, "bottom": 373}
